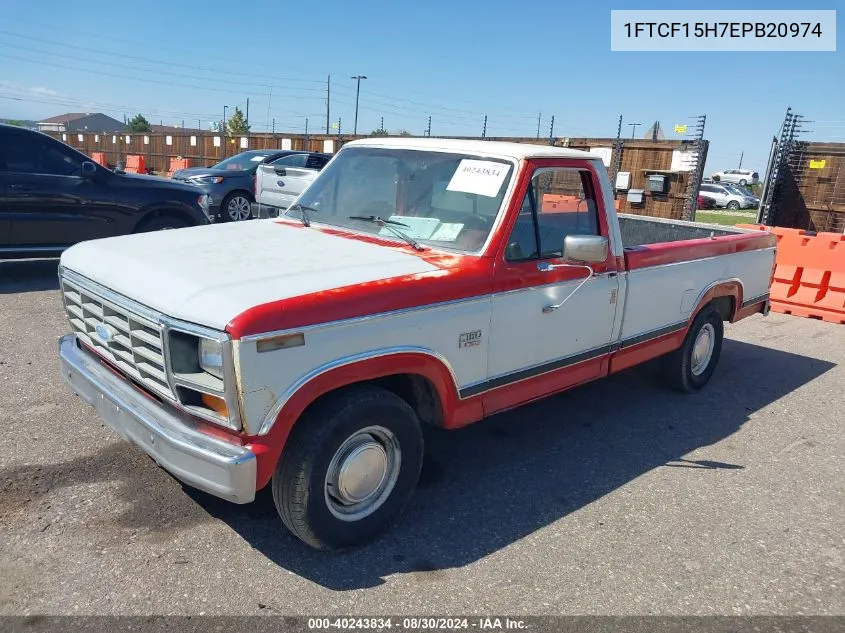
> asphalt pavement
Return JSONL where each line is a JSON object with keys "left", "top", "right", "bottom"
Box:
{"left": 1, "top": 259, "right": 842, "bottom": 615}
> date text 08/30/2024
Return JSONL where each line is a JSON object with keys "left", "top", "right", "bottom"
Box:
{"left": 307, "top": 617, "right": 527, "bottom": 630}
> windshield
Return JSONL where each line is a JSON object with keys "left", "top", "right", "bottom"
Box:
{"left": 285, "top": 147, "right": 514, "bottom": 252}
{"left": 211, "top": 152, "right": 272, "bottom": 171}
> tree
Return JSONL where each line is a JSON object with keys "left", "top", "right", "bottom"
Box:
{"left": 394, "top": 129, "right": 413, "bottom": 136}
{"left": 127, "top": 114, "right": 152, "bottom": 133}
{"left": 370, "top": 127, "right": 389, "bottom": 137}
{"left": 226, "top": 107, "right": 250, "bottom": 135}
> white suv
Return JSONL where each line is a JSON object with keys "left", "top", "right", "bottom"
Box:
{"left": 711, "top": 169, "right": 759, "bottom": 186}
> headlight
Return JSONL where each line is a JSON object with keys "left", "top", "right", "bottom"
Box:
{"left": 198, "top": 337, "right": 224, "bottom": 379}
{"left": 192, "top": 176, "right": 224, "bottom": 184}
{"left": 165, "top": 324, "right": 241, "bottom": 431}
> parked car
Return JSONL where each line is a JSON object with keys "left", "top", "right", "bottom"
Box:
{"left": 711, "top": 169, "right": 759, "bottom": 186}
{"left": 57, "top": 138, "right": 776, "bottom": 549}
{"left": 699, "top": 183, "right": 759, "bottom": 210}
{"left": 171, "top": 149, "right": 308, "bottom": 222}
{"left": 252, "top": 151, "right": 332, "bottom": 218}
{"left": 0, "top": 124, "right": 210, "bottom": 258}
{"left": 697, "top": 194, "right": 717, "bottom": 210}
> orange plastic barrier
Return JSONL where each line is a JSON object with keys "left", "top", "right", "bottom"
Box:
{"left": 90, "top": 151, "right": 106, "bottom": 166}
{"left": 124, "top": 155, "right": 146, "bottom": 174}
{"left": 166, "top": 157, "right": 192, "bottom": 178}
{"left": 738, "top": 224, "right": 845, "bottom": 324}
{"left": 540, "top": 194, "right": 621, "bottom": 213}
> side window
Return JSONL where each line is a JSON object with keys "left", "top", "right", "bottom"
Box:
{"left": 505, "top": 167, "right": 600, "bottom": 261}
{"left": 0, "top": 134, "right": 82, "bottom": 176}
{"left": 273, "top": 154, "right": 308, "bottom": 167}
{"left": 305, "top": 154, "right": 329, "bottom": 170}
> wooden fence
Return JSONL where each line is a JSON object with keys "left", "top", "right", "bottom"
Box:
{"left": 770, "top": 141, "right": 845, "bottom": 233}
{"left": 47, "top": 131, "right": 705, "bottom": 221}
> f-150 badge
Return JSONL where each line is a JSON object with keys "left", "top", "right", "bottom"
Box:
{"left": 459, "top": 330, "right": 483, "bottom": 348}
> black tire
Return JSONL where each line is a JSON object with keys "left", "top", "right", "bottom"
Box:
{"left": 661, "top": 306, "right": 724, "bottom": 393}
{"left": 739, "top": 179, "right": 747, "bottom": 186}
{"left": 135, "top": 216, "right": 189, "bottom": 232}
{"left": 272, "top": 385, "right": 424, "bottom": 550}
{"left": 221, "top": 191, "right": 253, "bottom": 222}
{"left": 712, "top": 175, "right": 720, "bottom": 182}
{"left": 726, "top": 201, "right": 740, "bottom": 210}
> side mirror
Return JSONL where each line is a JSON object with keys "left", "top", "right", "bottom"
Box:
{"left": 81, "top": 161, "right": 98, "bottom": 178}
{"left": 562, "top": 235, "right": 608, "bottom": 264}
{"left": 274, "top": 167, "right": 287, "bottom": 176}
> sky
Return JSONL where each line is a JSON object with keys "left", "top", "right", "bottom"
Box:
{"left": 0, "top": 0, "right": 842, "bottom": 175}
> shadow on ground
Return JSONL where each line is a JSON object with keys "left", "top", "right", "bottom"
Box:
{"left": 189, "top": 338, "right": 835, "bottom": 590}
{"left": 0, "top": 259, "right": 60, "bottom": 293}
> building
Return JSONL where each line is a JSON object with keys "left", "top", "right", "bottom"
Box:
{"left": 38, "top": 112, "right": 127, "bottom": 133}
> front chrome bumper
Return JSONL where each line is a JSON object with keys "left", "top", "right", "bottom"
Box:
{"left": 59, "top": 334, "right": 256, "bottom": 503}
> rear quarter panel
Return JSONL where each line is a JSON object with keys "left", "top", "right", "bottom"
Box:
{"left": 621, "top": 233, "right": 776, "bottom": 341}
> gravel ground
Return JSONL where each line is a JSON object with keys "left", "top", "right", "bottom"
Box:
{"left": 0, "top": 259, "right": 842, "bottom": 616}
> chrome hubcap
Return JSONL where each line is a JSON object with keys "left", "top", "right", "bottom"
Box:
{"left": 691, "top": 323, "right": 716, "bottom": 376}
{"left": 325, "top": 426, "right": 401, "bottom": 521}
{"left": 227, "top": 196, "right": 251, "bottom": 221}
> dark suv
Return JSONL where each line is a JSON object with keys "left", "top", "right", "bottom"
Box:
{"left": 0, "top": 124, "right": 211, "bottom": 259}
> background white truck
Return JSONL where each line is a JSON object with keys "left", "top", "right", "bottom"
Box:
{"left": 251, "top": 151, "right": 331, "bottom": 219}
{"left": 58, "top": 138, "right": 776, "bottom": 549}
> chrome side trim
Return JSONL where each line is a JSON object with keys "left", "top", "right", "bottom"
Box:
{"left": 258, "top": 345, "right": 460, "bottom": 435}
{"left": 626, "top": 247, "right": 776, "bottom": 272}
{"left": 240, "top": 294, "right": 492, "bottom": 343}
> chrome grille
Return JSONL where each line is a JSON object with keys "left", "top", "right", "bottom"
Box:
{"left": 61, "top": 274, "right": 174, "bottom": 401}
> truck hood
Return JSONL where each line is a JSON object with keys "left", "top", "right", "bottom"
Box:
{"left": 59, "top": 220, "right": 440, "bottom": 331}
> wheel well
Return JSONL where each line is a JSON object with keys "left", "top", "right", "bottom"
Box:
{"left": 300, "top": 374, "right": 445, "bottom": 428}
{"left": 133, "top": 208, "right": 194, "bottom": 232}
{"left": 709, "top": 296, "right": 735, "bottom": 321}
{"left": 223, "top": 189, "right": 255, "bottom": 203}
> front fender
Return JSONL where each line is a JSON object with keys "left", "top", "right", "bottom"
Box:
{"left": 243, "top": 348, "right": 478, "bottom": 491}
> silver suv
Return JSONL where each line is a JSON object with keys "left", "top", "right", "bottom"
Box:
{"left": 699, "top": 183, "right": 759, "bottom": 210}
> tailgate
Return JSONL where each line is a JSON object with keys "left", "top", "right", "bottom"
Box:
{"left": 256, "top": 164, "right": 318, "bottom": 210}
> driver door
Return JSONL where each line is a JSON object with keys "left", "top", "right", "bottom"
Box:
{"left": 483, "top": 160, "right": 620, "bottom": 414}
{"left": 5, "top": 130, "right": 115, "bottom": 247}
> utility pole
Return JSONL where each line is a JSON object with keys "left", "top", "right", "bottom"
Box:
{"left": 548, "top": 115, "right": 555, "bottom": 144}
{"left": 537, "top": 112, "right": 541, "bottom": 139}
{"left": 246, "top": 98, "right": 250, "bottom": 131}
{"left": 325, "top": 74, "right": 331, "bottom": 135}
{"left": 350, "top": 75, "right": 367, "bottom": 135}
{"left": 266, "top": 84, "right": 272, "bottom": 132}
{"left": 337, "top": 117, "right": 341, "bottom": 136}
{"left": 482, "top": 115, "right": 487, "bottom": 139}
{"left": 305, "top": 118, "right": 309, "bottom": 150}
{"left": 272, "top": 118, "right": 275, "bottom": 134}
{"left": 628, "top": 122, "right": 641, "bottom": 138}
{"left": 380, "top": 116, "right": 384, "bottom": 132}
{"left": 426, "top": 116, "right": 431, "bottom": 137}
{"left": 738, "top": 151, "right": 744, "bottom": 169}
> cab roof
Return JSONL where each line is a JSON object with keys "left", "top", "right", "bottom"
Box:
{"left": 344, "top": 136, "right": 600, "bottom": 162}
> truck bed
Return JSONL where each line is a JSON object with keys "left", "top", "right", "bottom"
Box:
{"left": 617, "top": 213, "right": 774, "bottom": 270}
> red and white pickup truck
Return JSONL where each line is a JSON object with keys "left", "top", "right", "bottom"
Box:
{"left": 58, "top": 138, "right": 776, "bottom": 549}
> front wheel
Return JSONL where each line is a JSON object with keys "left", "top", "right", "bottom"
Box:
{"left": 739, "top": 179, "right": 747, "bottom": 186}
{"left": 726, "top": 200, "right": 740, "bottom": 210}
{"left": 272, "top": 385, "right": 424, "bottom": 550}
{"left": 222, "top": 192, "right": 253, "bottom": 222}
{"left": 661, "top": 306, "right": 724, "bottom": 393}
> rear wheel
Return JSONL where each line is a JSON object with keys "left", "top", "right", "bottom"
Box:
{"left": 661, "top": 306, "right": 724, "bottom": 393}
{"left": 272, "top": 385, "right": 424, "bottom": 550}
{"left": 135, "top": 216, "right": 188, "bottom": 232}
{"left": 739, "top": 179, "right": 747, "bottom": 186}
{"left": 222, "top": 192, "right": 253, "bottom": 222}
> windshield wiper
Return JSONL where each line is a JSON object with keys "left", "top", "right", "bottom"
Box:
{"left": 287, "top": 202, "right": 319, "bottom": 227}
{"left": 347, "top": 215, "right": 425, "bottom": 251}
